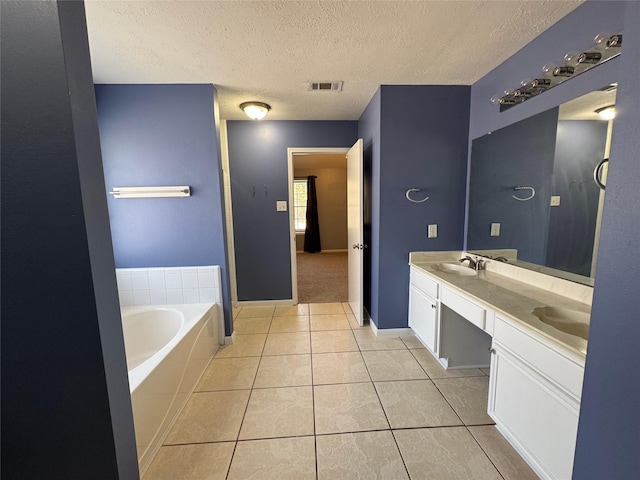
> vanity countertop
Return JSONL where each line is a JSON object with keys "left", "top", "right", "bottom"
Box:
{"left": 409, "top": 252, "right": 591, "bottom": 359}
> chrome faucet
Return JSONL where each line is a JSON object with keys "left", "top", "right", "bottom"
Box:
{"left": 459, "top": 256, "right": 477, "bottom": 269}
{"left": 494, "top": 256, "right": 509, "bottom": 263}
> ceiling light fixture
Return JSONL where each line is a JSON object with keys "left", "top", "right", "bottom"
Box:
{"left": 240, "top": 101, "right": 271, "bottom": 120}
{"left": 595, "top": 105, "right": 616, "bottom": 120}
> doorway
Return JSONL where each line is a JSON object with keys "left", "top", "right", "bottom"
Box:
{"left": 288, "top": 148, "right": 349, "bottom": 304}
{"left": 287, "top": 141, "right": 364, "bottom": 325}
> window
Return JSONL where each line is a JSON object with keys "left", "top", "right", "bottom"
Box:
{"left": 293, "top": 179, "right": 308, "bottom": 232}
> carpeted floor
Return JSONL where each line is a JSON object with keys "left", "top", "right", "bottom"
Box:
{"left": 296, "top": 252, "right": 348, "bottom": 303}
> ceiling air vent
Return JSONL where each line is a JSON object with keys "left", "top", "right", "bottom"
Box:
{"left": 308, "top": 81, "right": 343, "bottom": 92}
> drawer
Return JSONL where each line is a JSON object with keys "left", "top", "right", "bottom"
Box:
{"left": 494, "top": 316, "right": 584, "bottom": 400}
{"left": 441, "top": 287, "right": 485, "bottom": 330}
{"left": 410, "top": 267, "right": 439, "bottom": 298}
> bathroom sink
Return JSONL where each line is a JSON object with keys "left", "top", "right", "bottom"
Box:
{"left": 532, "top": 306, "right": 590, "bottom": 340}
{"left": 432, "top": 263, "right": 478, "bottom": 277}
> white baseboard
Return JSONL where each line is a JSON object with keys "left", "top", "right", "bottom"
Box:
{"left": 234, "top": 299, "right": 295, "bottom": 307}
{"left": 224, "top": 331, "right": 236, "bottom": 345}
{"left": 368, "top": 320, "right": 413, "bottom": 337}
{"left": 376, "top": 327, "right": 414, "bottom": 337}
{"left": 438, "top": 356, "right": 448, "bottom": 369}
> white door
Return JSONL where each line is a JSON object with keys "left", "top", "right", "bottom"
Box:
{"left": 347, "top": 139, "right": 364, "bottom": 326}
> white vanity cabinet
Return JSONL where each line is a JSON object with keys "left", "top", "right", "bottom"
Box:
{"left": 408, "top": 255, "right": 589, "bottom": 480}
{"left": 408, "top": 267, "right": 439, "bottom": 354}
{"left": 488, "top": 316, "right": 584, "bottom": 480}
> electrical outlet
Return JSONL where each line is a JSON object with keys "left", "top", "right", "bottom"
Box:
{"left": 428, "top": 224, "right": 438, "bottom": 238}
{"left": 550, "top": 196, "right": 561, "bottom": 207}
{"left": 491, "top": 223, "right": 501, "bottom": 237}
{"left": 276, "top": 201, "right": 287, "bottom": 212}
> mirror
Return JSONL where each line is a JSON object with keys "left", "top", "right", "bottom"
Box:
{"left": 467, "top": 86, "right": 617, "bottom": 286}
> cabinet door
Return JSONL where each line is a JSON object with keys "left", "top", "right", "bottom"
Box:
{"left": 408, "top": 284, "right": 438, "bottom": 353}
{"left": 489, "top": 345, "right": 580, "bottom": 480}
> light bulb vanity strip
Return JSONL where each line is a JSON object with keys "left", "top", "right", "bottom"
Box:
{"left": 491, "top": 32, "right": 622, "bottom": 110}
{"left": 109, "top": 186, "right": 191, "bottom": 198}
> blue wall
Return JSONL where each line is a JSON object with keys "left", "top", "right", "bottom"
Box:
{"left": 95, "top": 84, "right": 232, "bottom": 332}
{"left": 546, "top": 120, "right": 608, "bottom": 276}
{"left": 467, "top": 1, "right": 639, "bottom": 477}
{"left": 227, "top": 121, "right": 358, "bottom": 301}
{"left": 465, "top": 0, "right": 623, "bottom": 245}
{"left": 468, "top": 108, "right": 558, "bottom": 264}
{"left": 1, "top": 1, "right": 137, "bottom": 477}
{"left": 360, "top": 85, "right": 470, "bottom": 329}
{"left": 358, "top": 89, "right": 381, "bottom": 318}
{"left": 469, "top": 1, "right": 624, "bottom": 141}
{"left": 573, "top": 1, "right": 640, "bottom": 477}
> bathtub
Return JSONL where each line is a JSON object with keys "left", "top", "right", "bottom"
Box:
{"left": 121, "top": 303, "right": 222, "bottom": 474}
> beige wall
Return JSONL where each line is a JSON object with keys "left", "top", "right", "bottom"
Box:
{"left": 294, "top": 166, "right": 347, "bottom": 251}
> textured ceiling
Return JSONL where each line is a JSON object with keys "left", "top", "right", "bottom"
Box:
{"left": 84, "top": 0, "right": 583, "bottom": 121}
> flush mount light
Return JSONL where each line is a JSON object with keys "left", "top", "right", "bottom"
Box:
{"left": 595, "top": 105, "right": 616, "bottom": 120}
{"left": 240, "top": 101, "right": 271, "bottom": 120}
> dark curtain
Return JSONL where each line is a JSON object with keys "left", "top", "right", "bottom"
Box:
{"left": 304, "top": 175, "right": 321, "bottom": 253}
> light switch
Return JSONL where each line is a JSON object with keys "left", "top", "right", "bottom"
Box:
{"left": 276, "top": 201, "right": 287, "bottom": 212}
{"left": 550, "top": 196, "right": 561, "bottom": 207}
{"left": 491, "top": 223, "right": 501, "bottom": 237}
{"left": 428, "top": 224, "right": 438, "bottom": 238}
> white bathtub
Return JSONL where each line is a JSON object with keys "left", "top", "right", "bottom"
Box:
{"left": 121, "top": 304, "right": 222, "bottom": 474}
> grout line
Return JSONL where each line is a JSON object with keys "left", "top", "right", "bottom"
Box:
{"left": 314, "top": 380, "right": 373, "bottom": 388}
{"left": 429, "top": 378, "right": 468, "bottom": 427}
{"left": 309, "top": 334, "right": 319, "bottom": 480}
{"left": 390, "top": 429, "right": 413, "bottom": 479}
{"left": 161, "top": 439, "right": 238, "bottom": 447}
{"left": 314, "top": 427, "right": 392, "bottom": 438}
{"left": 232, "top": 329, "right": 266, "bottom": 440}
{"left": 162, "top": 424, "right": 499, "bottom": 448}
{"left": 407, "top": 348, "right": 434, "bottom": 380}
{"left": 224, "top": 441, "right": 238, "bottom": 480}
{"left": 466, "top": 425, "right": 507, "bottom": 480}
{"left": 360, "top": 340, "right": 412, "bottom": 478}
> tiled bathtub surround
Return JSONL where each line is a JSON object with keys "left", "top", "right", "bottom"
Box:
{"left": 116, "top": 266, "right": 222, "bottom": 308}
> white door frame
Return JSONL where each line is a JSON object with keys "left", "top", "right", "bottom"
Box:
{"left": 287, "top": 147, "right": 349, "bottom": 304}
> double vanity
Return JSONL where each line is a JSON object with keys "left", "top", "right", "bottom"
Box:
{"left": 408, "top": 251, "right": 592, "bottom": 480}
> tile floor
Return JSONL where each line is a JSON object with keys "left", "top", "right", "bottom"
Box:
{"left": 143, "top": 303, "right": 538, "bottom": 480}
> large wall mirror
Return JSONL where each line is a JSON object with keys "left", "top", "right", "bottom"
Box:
{"left": 467, "top": 85, "right": 617, "bottom": 286}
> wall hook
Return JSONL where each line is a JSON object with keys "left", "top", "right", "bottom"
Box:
{"left": 405, "top": 188, "right": 429, "bottom": 203}
{"left": 594, "top": 158, "right": 608, "bottom": 190}
{"left": 512, "top": 186, "right": 536, "bottom": 201}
